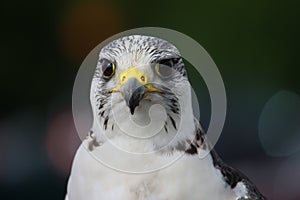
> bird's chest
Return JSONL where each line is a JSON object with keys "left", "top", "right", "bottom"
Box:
{"left": 68, "top": 142, "right": 235, "bottom": 200}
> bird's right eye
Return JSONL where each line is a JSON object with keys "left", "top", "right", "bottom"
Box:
{"left": 101, "top": 59, "right": 116, "bottom": 80}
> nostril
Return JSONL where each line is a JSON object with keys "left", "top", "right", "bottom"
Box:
{"left": 122, "top": 76, "right": 126, "bottom": 82}
{"left": 141, "top": 75, "right": 145, "bottom": 82}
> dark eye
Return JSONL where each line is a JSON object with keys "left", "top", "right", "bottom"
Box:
{"left": 154, "top": 58, "right": 174, "bottom": 79}
{"left": 101, "top": 59, "right": 115, "bottom": 80}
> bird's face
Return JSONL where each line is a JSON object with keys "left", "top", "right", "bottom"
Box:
{"left": 91, "top": 35, "right": 194, "bottom": 144}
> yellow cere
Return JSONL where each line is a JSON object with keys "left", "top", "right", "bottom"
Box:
{"left": 120, "top": 67, "right": 147, "bottom": 85}
{"left": 109, "top": 67, "right": 162, "bottom": 94}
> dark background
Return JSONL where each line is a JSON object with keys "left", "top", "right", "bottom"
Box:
{"left": 1, "top": 0, "right": 300, "bottom": 199}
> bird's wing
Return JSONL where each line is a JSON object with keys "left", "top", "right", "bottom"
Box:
{"left": 185, "top": 119, "right": 267, "bottom": 200}
{"left": 210, "top": 149, "right": 267, "bottom": 200}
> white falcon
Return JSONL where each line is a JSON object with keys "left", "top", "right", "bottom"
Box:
{"left": 65, "top": 35, "right": 266, "bottom": 200}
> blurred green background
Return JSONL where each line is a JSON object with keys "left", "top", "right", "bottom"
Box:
{"left": 1, "top": 0, "right": 300, "bottom": 199}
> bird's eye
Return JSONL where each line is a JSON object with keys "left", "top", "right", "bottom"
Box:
{"left": 154, "top": 58, "right": 174, "bottom": 79}
{"left": 101, "top": 59, "right": 115, "bottom": 80}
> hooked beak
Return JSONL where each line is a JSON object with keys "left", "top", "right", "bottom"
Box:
{"left": 121, "top": 78, "right": 147, "bottom": 115}
{"left": 109, "top": 67, "right": 162, "bottom": 115}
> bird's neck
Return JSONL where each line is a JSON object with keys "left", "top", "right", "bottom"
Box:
{"left": 94, "top": 105, "right": 196, "bottom": 153}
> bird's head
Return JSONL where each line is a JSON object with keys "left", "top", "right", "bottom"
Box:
{"left": 91, "top": 35, "right": 195, "bottom": 149}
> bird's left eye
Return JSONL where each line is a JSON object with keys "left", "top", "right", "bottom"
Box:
{"left": 101, "top": 59, "right": 116, "bottom": 80}
{"left": 154, "top": 58, "right": 174, "bottom": 79}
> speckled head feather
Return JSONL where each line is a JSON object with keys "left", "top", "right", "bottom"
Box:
{"left": 94, "top": 35, "right": 186, "bottom": 78}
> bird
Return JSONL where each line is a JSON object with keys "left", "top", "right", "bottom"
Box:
{"left": 65, "top": 35, "right": 266, "bottom": 200}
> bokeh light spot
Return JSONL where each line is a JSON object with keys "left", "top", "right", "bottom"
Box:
{"left": 60, "top": 1, "right": 125, "bottom": 63}
{"left": 46, "top": 110, "right": 81, "bottom": 176}
{"left": 259, "top": 90, "right": 300, "bottom": 157}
